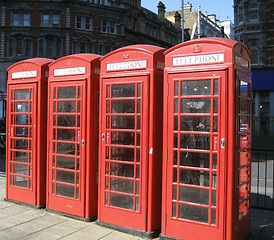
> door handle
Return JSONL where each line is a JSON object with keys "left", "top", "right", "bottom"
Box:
{"left": 220, "top": 139, "right": 225, "bottom": 148}
{"left": 81, "top": 139, "right": 84, "bottom": 147}
{"left": 102, "top": 133, "right": 105, "bottom": 142}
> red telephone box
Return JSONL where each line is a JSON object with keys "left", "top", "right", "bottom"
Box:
{"left": 98, "top": 45, "right": 165, "bottom": 237}
{"left": 161, "top": 38, "right": 252, "bottom": 240}
{"left": 47, "top": 53, "right": 101, "bottom": 220}
{"left": 6, "top": 58, "right": 53, "bottom": 207}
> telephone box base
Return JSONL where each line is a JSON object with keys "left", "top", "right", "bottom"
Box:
{"left": 46, "top": 209, "right": 96, "bottom": 222}
{"left": 4, "top": 198, "right": 45, "bottom": 209}
{"left": 160, "top": 234, "right": 179, "bottom": 240}
{"left": 96, "top": 220, "right": 160, "bottom": 239}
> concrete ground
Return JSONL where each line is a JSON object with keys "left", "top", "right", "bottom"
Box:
{"left": 0, "top": 176, "right": 273, "bottom": 240}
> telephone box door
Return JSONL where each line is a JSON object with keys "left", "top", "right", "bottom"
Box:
{"left": 100, "top": 76, "right": 149, "bottom": 231}
{"left": 7, "top": 83, "right": 37, "bottom": 205}
{"left": 164, "top": 71, "right": 227, "bottom": 240}
{"left": 48, "top": 81, "right": 86, "bottom": 217}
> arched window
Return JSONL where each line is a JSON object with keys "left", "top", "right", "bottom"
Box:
{"left": 37, "top": 36, "right": 63, "bottom": 58}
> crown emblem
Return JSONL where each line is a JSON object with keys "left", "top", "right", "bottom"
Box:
{"left": 193, "top": 44, "right": 202, "bottom": 53}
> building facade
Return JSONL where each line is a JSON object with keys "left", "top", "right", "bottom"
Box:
{"left": 165, "top": 3, "right": 233, "bottom": 40}
{"left": 234, "top": 0, "right": 274, "bottom": 147}
{"left": 0, "top": 0, "right": 181, "bottom": 101}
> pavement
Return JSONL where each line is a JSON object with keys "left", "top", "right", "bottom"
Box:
{"left": 0, "top": 176, "right": 273, "bottom": 240}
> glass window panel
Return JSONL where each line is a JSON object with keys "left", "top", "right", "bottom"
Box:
{"left": 13, "top": 176, "right": 28, "bottom": 188}
{"left": 78, "top": 86, "right": 81, "bottom": 99}
{"left": 173, "top": 168, "right": 177, "bottom": 183}
{"left": 174, "top": 81, "right": 179, "bottom": 96}
{"left": 179, "top": 186, "right": 209, "bottom": 205}
{"left": 180, "top": 116, "right": 211, "bottom": 132}
{"left": 136, "top": 165, "right": 140, "bottom": 179}
{"left": 111, "top": 147, "right": 134, "bottom": 162}
{"left": 173, "top": 185, "right": 177, "bottom": 200}
{"left": 137, "top": 116, "right": 140, "bottom": 130}
{"left": 173, "top": 150, "right": 178, "bottom": 165}
{"left": 137, "top": 132, "right": 140, "bottom": 146}
{"left": 212, "top": 190, "right": 216, "bottom": 206}
{"left": 136, "top": 181, "right": 140, "bottom": 195}
{"left": 105, "top": 177, "right": 109, "bottom": 190}
{"left": 58, "top": 87, "right": 76, "bottom": 99}
{"left": 77, "top": 158, "right": 79, "bottom": 170}
{"left": 181, "top": 80, "right": 211, "bottom": 96}
{"left": 214, "top": 98, "right": 218, "bottom": 114}
{"left": 240, "top": 98, "right": 249, "bottom": 114}
{"left": 77, "top": 101, "right": 80, "bottom": 113}
{"left": 180, "top": 134, "right": 210, "bottom": 150}
{"left": 77, "top": 144, "right": 80, "bottom": 156}
{"left": 54, "top": 102, "right": 56, "bottom": 113}
{"left": 57, "top": 156, "right": 75, "bottom": 169}
{"left": 174, "top": 133, "right": 178, "bottom": 148}
{"left": 213, "top": 117, "right": 218, "bottom": 132}
{"left": 15, "top": 102, "right": 29, "bottom": 113}
{"left": 57, "top": 115, "right": 76, "bottom": 127}
{"left": 112, "top": 84, "right": 135, "bottom": 98}
{"left": 213, "top": 154, "right": 217, "bottom": 169}
{"left": 137, "top": 100, "right": 141, "bottom": 113}
{"left": 212, "top": 172, "right": 217, "bottom": 188}
{"left": 180, "top": 152, "right": 210, "bottom": 168}
{"left": 110, "top": 178, "right": 134, "bottom": 194}
{"left": 53, "top": 169, "right": 55, "bottom": 180}
{"left": 56, "top": 183, "right": 74, "bottom": 198}
{"left": 174, "top": 116, "right": 178, "bottom": 131}
{"left": 57, "top": 142, "right": 75, "bottom": 155}
{"left": 54, "top": 88, "right": 56, "bottom": 99}
{"left": 112, "top": 100, "right": 135, "bottom": 113}
{"left": 214, "top": 79, "right": 218, "bottom": 95}
{"left": 136, "top": 148, "right": 140, "bottom": 162}
{"left": 14, "top": 151, "right": 28, "bottom": 163}
{"left": 76, "top": 173, "right": 79, "bottom": 185}
{"left": 179, "top": 169, "right": 210, "bottom": 187}
{"left": 240, "top": 81, "right": 249, "bottom": 97}
{"left": 105, "top": 192, "right": 109, "bottom": 205}
{"left": 15, "top": 89, "right": 29, "bottom": 100}
{"left": 56, "top": 170, "right": 75, "bottom": 184}
{"left": 240, "top": 116, "right": 250, "bottom": 132}
{"left": 179, "top": 204, "right": 208, "bottom": 223}
{"left": 76, "top": 187, "right": 79, "bottom": 199}
{"left": 106, "top": 100, "right": 110, "bottom": 113}
{"left": 106, "top": 116, "right": 110, "bottom": 129}
{"left": 212, "top": 209, "right": 216, "bottom": 225}
{"left": 111, "top": 131, "right": 134, "bottom": 146}
{"left": 57, "top": 129, "right": 75, "bottom": 141}
{"left": 53, "top": 155, "right": 55, "bottom": 167}
{"left": 14, "top": 163, "right": 28, "bottom": 176}
{"left": 110, "top": 163, "right": 134, "bottom": 178}
{"left": 105, "top": 162, "right": 109, "bottom": 175}
{"left": 174, "top": 99, "right": 178, "bottom": 113}
{"left": 137, "top": 83, "right": 141, "bottom": 97}
{"left": 14, "top": 139, "right": 28, "bottom": 150}
{"left": 181, "top": 98, "right": 211, "bottom": 114}
{"left": 15, "top": 114, "right": 28, "bottom": 125}
{"left": 57, "top": 101, "right": 76, "bottom": 113}
{"left": 135, "top": 197, "right": 139, "bottom": 211}
{"left": 112, "top": 116, "right": 135, "bottom": 129}
{"left": 106, "top": 85, "right": 110, "bottom": 98}
{"left": 52, "top": 183, "right": 55, "bottom": 194}
{"left": 110, "top": 193, "right": 133, "bottom": 210}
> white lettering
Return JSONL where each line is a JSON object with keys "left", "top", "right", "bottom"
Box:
{"left": 54, "top": 67, "right": 85, "bottom": 76}
{"left": 107, "top": 60, "right": 147, "bottom": 71}
{"left": 173, "top": 53, "right": 224, "bottom": 66}
{"left": 12, "top": 70, "right": 37, "bottom": 79}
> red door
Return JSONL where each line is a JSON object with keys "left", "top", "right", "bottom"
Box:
{"left": 47, "top": 81, "right": 86, "bottom": 217}
{"left": 7, "top": 84, "right": 37, "bottom": 205}
{"left": 163, "top": 71, "right": 227, "bottom": 240}
{"left": 99, "top": 76, "right": 149, "bottom": 231}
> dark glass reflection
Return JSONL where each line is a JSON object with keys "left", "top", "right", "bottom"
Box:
{"left": 181, "top": 80, "right": 211, "bottom": 96}
{"left": 179, "top": 169, "right": 210, "bottom": 187}
{"left": 180, "top": 116, "right": 211, "bottom": 132}
{"left": 180, "top": 152, "right": 210, "bottom": 168}
{"left": 180, "top": 134, "right": 210, "bottom": 150}
{"left": 112, "top": 84, "right": 135, "bottom": 98}
{"left": 181, "top": 99, "right": 211, "bottom": 114}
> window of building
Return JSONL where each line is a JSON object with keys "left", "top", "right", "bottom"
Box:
{"left": 37, "top": 37, "right": 62, "bottom": 58}
{"left": 133, "top": 18, "right": 137, "bottom": 31}
{"left": 8, "top": 37, "right": 32, "bottom": 57}
{"left": 72, "top": 41, "right": 94, "bottom": 54}
{"left": 101, "top": 19, "right": 117, "bottom": 34}
{"left": 76, "top": 16, "right": 93, "bottom": 30}
{"left": 41, "top": 13, "right": 60, "bottom": 27}
{"left": 238, "top": 6, "right": 243, "bottom": 22}
{"left": 12, "top": 12, "right": 31, "bottom": 27}
{"left": 126, "top": 16, "right": 131, "bottom": 30}
{"left": 248, "top": 2, "right": 258, "bottom": 20}
{"left": 250, "top": 48, "right": 259, "bottom": 65}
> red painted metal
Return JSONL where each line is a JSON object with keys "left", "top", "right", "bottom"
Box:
{"left": 47, "top": 54, "right": 101, "bottom": 220}
{"left": 98, "top": 45, "right": 165, "bottom": 235}
{"left": 6, "top": 58, "right": 53, "bottom": 207}
{"left": 162, "top": 38, "right": 252, "bottom": 240}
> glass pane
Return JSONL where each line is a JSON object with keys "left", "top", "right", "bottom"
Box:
{"left": 14, "top": 139, "right": 28, "bottom": 150}
{"left": 110, "top": 178, "right": 134, "bottom": 194}
{"left": 179, "top": 204, "right": 208, "bottom": 223}
{"left": 136, "top": 181, "right": 140, "bottom": 195}
{"left": 174, "top": 81, "right": 179, "bottom": 96}
{"left": 181, "top": 80, "right": 211, "bottom": 96}
{"left": 15, "top": 114, "right": 28, "bottom": 125}
{"left": 110, "top": 193, "right": 133, "bottom": 210}
{"left": 214, "top": 98, "right": 218, "bottom": 113}
{"left": 174, "top": 116, "right": 178, "bottom": 131}
{"left": 56, "top": 170, "right": 75, "bottom": 184}
{"left": 212, "top": 209, "right": 216, "bottom": 225}
{"left": 15, "top": 89, "right": 29, "bottom": 100}
{"left": 179, "top": 186, "right": 209, "bottom": 205}
{"left": 106, "top": 116, "right": 110, "bottom": 129}
{"left": 111, "top": 131, "right": 134, "bottom": 146}
{"left": 58, "top": 87, "right": 76, "bottom": 99}
{"left": 111, "top": 116, "right": 135, "bottom": 129}
{"left": 212, "top": 190, "right": 216, "bottom": 206}
{"left": 213, "top": 117, "right": 218, "bottom": 132}
{"left": 240, "top": 116, "right": 250, "bottom": 132}
{"left": 110, "top": 163, "right": 134, "bottom": 178}
{"left": 78, "top": 86, "right": 81, "bottom": 99}
{"left": 56, "top": 183, "right": 74, "bottom": 198}
{"left": 112, "top": 84, "right": 135, "bottom": 98}
{"left": 137, "top": 83, "right": 141, "bottom": 97}
{"left": 106, "top": 85, "right": 110, "bottom": 98}
{"left": 213, "top": 154, "right": 217, "bottom": 169}
{"left": 57, "top": 115, "right": 76, "bottom": 127}
{"left": 180, "top": 134, "right": 210, "bottom": 150}
{"left": 57, "top": 129, "right": 75, "bottom": 141}
{"left": 111, "top": 147, "right": 134, "bottom": 162}
{"left": 57, "top": 101, "right": 76, "bottom": 113}
{"left": 174, "top": 99, "right": 178, "bottom": 113}
{"left": 13, "top": 176, "right": 28, "bottom": 188}
{"left": 57, "top": 156, "right": 75, "bottom": 169}
{"left": 112, "top": 100, "right": 135, "bottom": 113}
{"left": 137, "top": 100, "right": 141, "bottom": 113}
{"left": 173, "top": 185, "right": 177, "bottom": 200}
{"left": 135, "top": 197, "right": 139, "bottom": 211}
{"left": 173, "top": 150, "right": 178, "bottom": 165}
{"left": 179, "top": 169, "right": 210, "bottom": 187}
{"left": 214, "top": 79, "right": 218, "bottom": 95}
{"left": 174, "top": 133, "right": 178, "bottom": 148}
{"left": 180, "top": 116, "right": 211, "bottom": 132}
{"left": 14, "top": 163, "right": 28, "bottom": 176}
{"left": 181, "top": 99, "right": 211, "bottom": 114}
{"left": 180, "top": 152, "right": 210, "bottom": 168}
{"left": 57, "top": 142, "right": 75, "bottom": 155}
{"left": 172, "top": 203, "right": 177, "bottom": 218}
{"left": 240, "top": 98, "right": 249, "bottom": 114}
{"left": 15, "top": 102, "right": 29, "bottom": 113}
{"left": 14, "top": 151, "right": 28, "bottom": 163}
{"left": 240, "top": 81, "right": 249, "bottom": 97}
